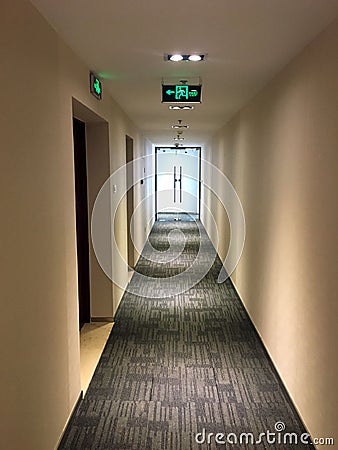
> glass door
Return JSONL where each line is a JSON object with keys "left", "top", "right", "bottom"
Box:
{"left": 156, "top": 147, "right": 200, "bottom": 217}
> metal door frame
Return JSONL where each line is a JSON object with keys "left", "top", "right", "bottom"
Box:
{"left": 155, "top": 146, "right": 201, "bottom": 220}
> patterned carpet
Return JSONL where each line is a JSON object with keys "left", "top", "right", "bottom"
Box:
{"left": 59, "top": 216, "right": 312, "bottom": 449}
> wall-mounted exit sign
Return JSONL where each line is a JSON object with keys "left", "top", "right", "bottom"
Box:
{"left": 162, "top": 84, "right": 202, "bottom": 103}
{"left": 90, "top": 72, "right": 102, "bottom": 100}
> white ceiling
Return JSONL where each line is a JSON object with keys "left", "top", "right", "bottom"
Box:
{"left": 31, "top": 0, "right": 338, "bottom": 146}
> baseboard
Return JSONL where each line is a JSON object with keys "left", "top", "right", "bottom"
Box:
{"left": 90, "top": 316, "right": 114, "bottom": 322}
{"left": 55, "top": 390, "right": 83, "bottom": 449}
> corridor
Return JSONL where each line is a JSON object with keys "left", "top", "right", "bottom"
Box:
{"left": 59, "top": 216, "right": 310, "bottom": 449}
{"left": 2, "top": 0, "right": 338, "bottom": 449}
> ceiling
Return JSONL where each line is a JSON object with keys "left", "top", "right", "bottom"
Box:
{"left": 30, "top": 0, "right": 338, "bottom": 146}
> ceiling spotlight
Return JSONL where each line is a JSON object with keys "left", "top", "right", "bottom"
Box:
{"left": 172, "top": 119, "right": 189, "bottom": 129}
{"left": 188, "top": 54, "right": 202, "bottom": 61}
{"left": 169, "top": 105, "right": 195, "bottom": 110}
{"left": 169, "top": 54, "right": 183, "bottom": 61}
{"left": 174, "top": 131, "right": 184, "bottom": 141}
{"left": 172, "top": 120, "right": 189, "bottom": 128}
{"left": 165, "top": 54, "right": 205, "bottom": 62}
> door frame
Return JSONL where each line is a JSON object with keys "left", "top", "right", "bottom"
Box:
{"left": 72, "top": 98, "right": 113, "bottom": 323}
{"left": 155, "top": 146, "right": 201, "bottom": 220}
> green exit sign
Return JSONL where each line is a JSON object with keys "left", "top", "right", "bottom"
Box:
{"left": 162, "top": 84, "right": 202, "bottom": 103}
{"left": 90, "top": 72, "right": 102, "bottom": 100}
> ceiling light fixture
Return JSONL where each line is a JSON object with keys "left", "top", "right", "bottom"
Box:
{"left": 172, "top": 119, "right": 189, "bottom": 129}
{"left": 165, "top": 54, "right": 205, "bottom": 62}
{"left": 169, "top": 54, "right": 184, "bottom": 61}
{"left": 174, "top": 131, "right": 184, "bottom": 141}
{"left": 188, "top": 54, "right": 202, "bottom": 61}
{"left": 172, "top": 124, "right": 189, "bottom": 129}
{"left": 169, "top": 105, "right": 195, "bottom": 110}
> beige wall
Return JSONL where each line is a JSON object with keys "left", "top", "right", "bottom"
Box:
{"left": 85, "top": 119, "right": 112, "bottom": 318}
{"left": 0, "top": 0, "right": 152, "bottom": 448}
{"left": 202, "top": 18, "right": 338, "bottom": 445}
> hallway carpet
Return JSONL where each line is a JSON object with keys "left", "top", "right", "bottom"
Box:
{"left": 59, "top": 217, "right": 312, "bottom": 449}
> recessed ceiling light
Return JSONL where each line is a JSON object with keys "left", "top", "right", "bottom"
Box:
{"left": 169, "top": 54, "right": 183, "bottom": 62}
{"left": 188, "top": 54, "right": 202, "bottom": 61}
{"left": 174, "top": 137, "right": 184, "bottom": 141}
{"left": 165, "top": 54, "right": 205, "bottom": 62}
{"left": 169, "top": 105, "right": 195, "bottom": 110}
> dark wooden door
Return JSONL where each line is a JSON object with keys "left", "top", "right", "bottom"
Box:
{"left": 73, "top": 118, "right": 90, "bottom": 329}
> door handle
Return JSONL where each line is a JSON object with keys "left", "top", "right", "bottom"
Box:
{"left": 173, "top": 166, "right": 176, "bottom": 203}
{"left": 179, "top": 166, "right": 182, "bottom": 203}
